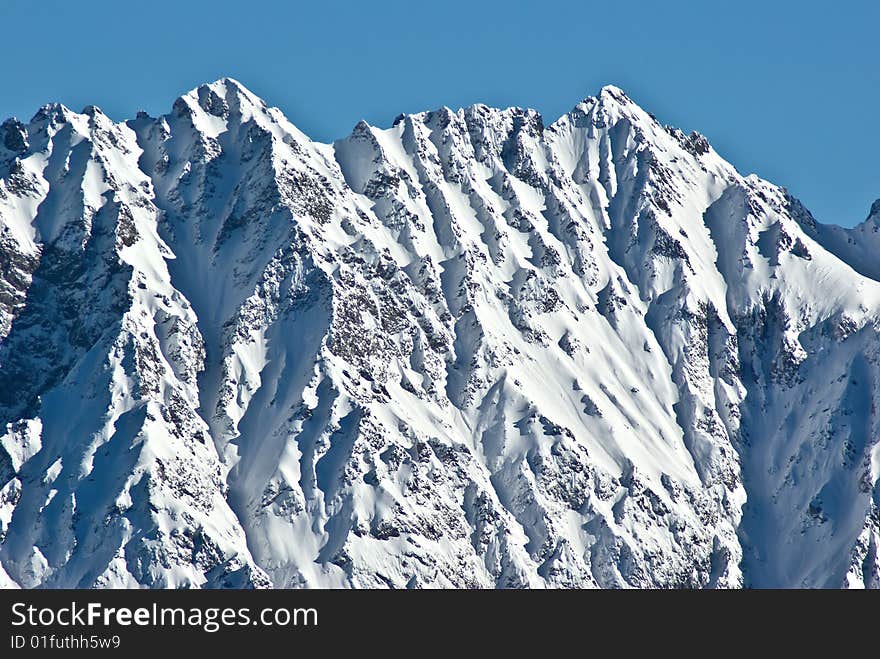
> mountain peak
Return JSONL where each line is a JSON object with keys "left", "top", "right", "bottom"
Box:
{"left": 29, "top": 102, "right": 74, "bottom": 125}
{"left": 172, "top": 77, "right": 270, "bottom": 125}
{"left": 598, "top": 83, "right": 631, "bottom": 103}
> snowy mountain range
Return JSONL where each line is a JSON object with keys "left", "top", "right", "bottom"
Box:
{"left": 0, "top": 79, "right": 877, "bottom": 588}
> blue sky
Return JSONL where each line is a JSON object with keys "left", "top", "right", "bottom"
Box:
{"left": 2, "top": 0, "right": 877, "bottom": 226}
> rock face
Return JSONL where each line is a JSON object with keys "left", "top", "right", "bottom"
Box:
{"left": 0, "top": 79, "right": 877, "bottom": 588}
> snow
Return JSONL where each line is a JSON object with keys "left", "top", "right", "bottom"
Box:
{"left": 0, "top": 78, "right": 877, "bottom": 588}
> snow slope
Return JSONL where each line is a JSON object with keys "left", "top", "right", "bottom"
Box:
{"left": 0, "top": 80, "right": 877, "bottom": 588}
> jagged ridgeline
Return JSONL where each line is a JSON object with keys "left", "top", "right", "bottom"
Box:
{"left": 0, "top": 79, "right": 877, "bottom": 588}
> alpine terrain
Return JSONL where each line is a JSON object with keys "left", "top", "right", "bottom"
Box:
{"left": 0, "top": 79, "right": 877, "bottom": 589}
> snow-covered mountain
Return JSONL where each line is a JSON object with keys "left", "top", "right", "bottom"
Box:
{"left": 0, "top": 79, "right": 877, "bottom": 589}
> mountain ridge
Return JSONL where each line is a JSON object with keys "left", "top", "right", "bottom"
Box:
{"left": 0, "top": 78, "right": 878, "bottom": 588}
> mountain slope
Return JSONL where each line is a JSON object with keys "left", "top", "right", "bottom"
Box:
{"left": 0, "top": 80, "right": 877, "bottom": 588}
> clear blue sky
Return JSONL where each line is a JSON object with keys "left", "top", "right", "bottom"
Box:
{"left": 2, "top": 0, "right": 877, "bottom": 226}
